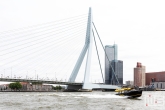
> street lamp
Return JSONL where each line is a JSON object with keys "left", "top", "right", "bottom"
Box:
{"left": 26, "top": 71, "right": 28, "bottom": 79}
{"left": 35, "top": 70, "right": 36, "bottom": 80}
{"left": 11, "top": 67, "right": 12, "bottom": 78}
{"left": 4, "top": 69, "right": 5, "bottom": 78}
{"left": 55, "top": 72, "right": 56, "bottom": 81}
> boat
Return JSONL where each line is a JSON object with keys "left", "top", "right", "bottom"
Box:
{"left": 156, "top": 89, "right": 165, "bottom": 91}
{"left": 115, "top": 88, "right": 142, "bottom": 98}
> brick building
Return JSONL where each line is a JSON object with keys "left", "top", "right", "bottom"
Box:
{"left": 146, "top": 71, "right": 165, "bottom": 85}
{"left": 4, "top": 82, "right": 53, "bottom": 91}
{"left": 21, "top": 82, "right": 52, "bottom": 91}
{"left": 134, "top": 62, "right": 146, "bottom": 87}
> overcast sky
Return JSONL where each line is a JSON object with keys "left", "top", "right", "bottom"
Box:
{"left": 1, "top": 0, "right": 165, "bottom": 84}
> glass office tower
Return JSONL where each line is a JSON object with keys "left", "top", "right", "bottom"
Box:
{"left": 105, "top": 44, "right": 123, "bottom": 85}
{"left": 105, "top": 44, "right": 117, "bottom": 84}
{"left": 110, "top": 60, "right": 123, "bottom": 85}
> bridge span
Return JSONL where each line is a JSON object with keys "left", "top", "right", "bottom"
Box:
{"left": 0, "top": 78, "right": 120, "bottom": 90}
{"left": 0, "top": 78, "right": 82, "bottom": 86}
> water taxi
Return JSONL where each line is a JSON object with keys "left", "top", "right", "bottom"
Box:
{"left": 115, "top": 88, "right": 142, "bottom": 98}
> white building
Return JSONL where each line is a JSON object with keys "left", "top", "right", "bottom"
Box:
{"left": 126, "top": 81, "right": 134, "bottom": 86}
{"left": 151, "top": 82, "right": 165, "bottom": 89}
{"left": 0, "top": 85, "right": 7, "bottom": 90}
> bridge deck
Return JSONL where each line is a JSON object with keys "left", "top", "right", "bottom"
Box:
{"left": 0, "top": 78, "right": 121, "bottom": 89}
{"left": 0, "top": 78, "right": 82, "bottom": 85}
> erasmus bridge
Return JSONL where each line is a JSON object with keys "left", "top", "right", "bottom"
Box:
{"left": 0, "top": 8, "right": 120, "bottom": 90}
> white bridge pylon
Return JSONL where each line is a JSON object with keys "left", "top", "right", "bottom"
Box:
{"left": 68, "top": 7, "right": 120, "bottom": 90}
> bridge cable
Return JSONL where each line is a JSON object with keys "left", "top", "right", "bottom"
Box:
{"left": 0, "top": 17, "right": 87, "bottom": 43}
{"left": 0, "top": 16, "right": 87, "bottom": 80}
{"left": 92, "top": 29, "right": 104, "bottom": 83}
{"left": 1, "top": 32, "right": 84, "bottom": 79}
{"left": 0, "top": 29, "right": 84, "bottom": 68}
{"left": 15, "top": 39, "right": 83, "bottom": 80}
{"left": 0, "top": 24, "right": 86, "bottom": 56}
{"left": 92, "top": 22, "right": 120, "bottom": 85}
{"left": 0, "top": 30, "right": 85, "bottom": 67}
{"left": 0, "top": 20, "right": 86, "bottom": 49}
{"left": 0, "top": 14, "right": 87, "bottom": 35}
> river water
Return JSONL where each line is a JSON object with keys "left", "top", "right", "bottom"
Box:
{"left": 0, "top": 91, "right": 164, "bottom": 110}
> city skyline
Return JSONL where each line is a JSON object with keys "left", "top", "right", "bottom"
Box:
{"left": 1, "top": 0, "right": 165, "bottom": 84}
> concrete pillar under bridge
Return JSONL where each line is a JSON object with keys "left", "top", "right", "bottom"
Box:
{"left": 65, "top": 85, "right": 83, "bottom": 92}
{"left": 64, "top": 84, "right": 121, "bottom": 92}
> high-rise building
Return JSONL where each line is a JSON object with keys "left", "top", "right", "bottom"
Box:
{"left": 105, "top": 44, "right": 123, "bottom": 85}
{"left": 110, "top": 60, "right": 123, "bottom": 85}
{"left": 105, "top": 45, "right": 117, "bottom": 84}
{"left": 134, "top": 62, "right": 146, "bottom": 87}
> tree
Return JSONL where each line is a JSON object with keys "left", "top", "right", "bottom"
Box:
{"left": 56, "top": 85, "right": 62, "bottom": 90}
{"left": 9, "top": 83, "right": 14, "bottom": 90}
{"left": 58, "top": 85, "right": 62, "bottom": 90}
{"left": 55, "top": 86, "right": 59, "bottom": 90}
{"left": 52, "top": 85, "right": 62, "bottom": 90}
{"left": 9, "top": 82, "right": 22, "bottom": 91}
{"left": 52, "top": 86, "right": 56, "bottom": 90}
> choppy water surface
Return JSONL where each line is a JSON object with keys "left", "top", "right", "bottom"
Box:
{"left": 0, "top": 91, "right": 165, "bottom": 110}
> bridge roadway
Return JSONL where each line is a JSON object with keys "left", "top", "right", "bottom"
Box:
{"left": 0, "top": 78, "right": 121, "bottom": 90}
{"left": 0, "top": 78, "right": 83, "bottom": 86}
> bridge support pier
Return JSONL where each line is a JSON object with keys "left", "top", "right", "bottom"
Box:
{"left": 64, "top": 85, "right": 83, "bottom": 92}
